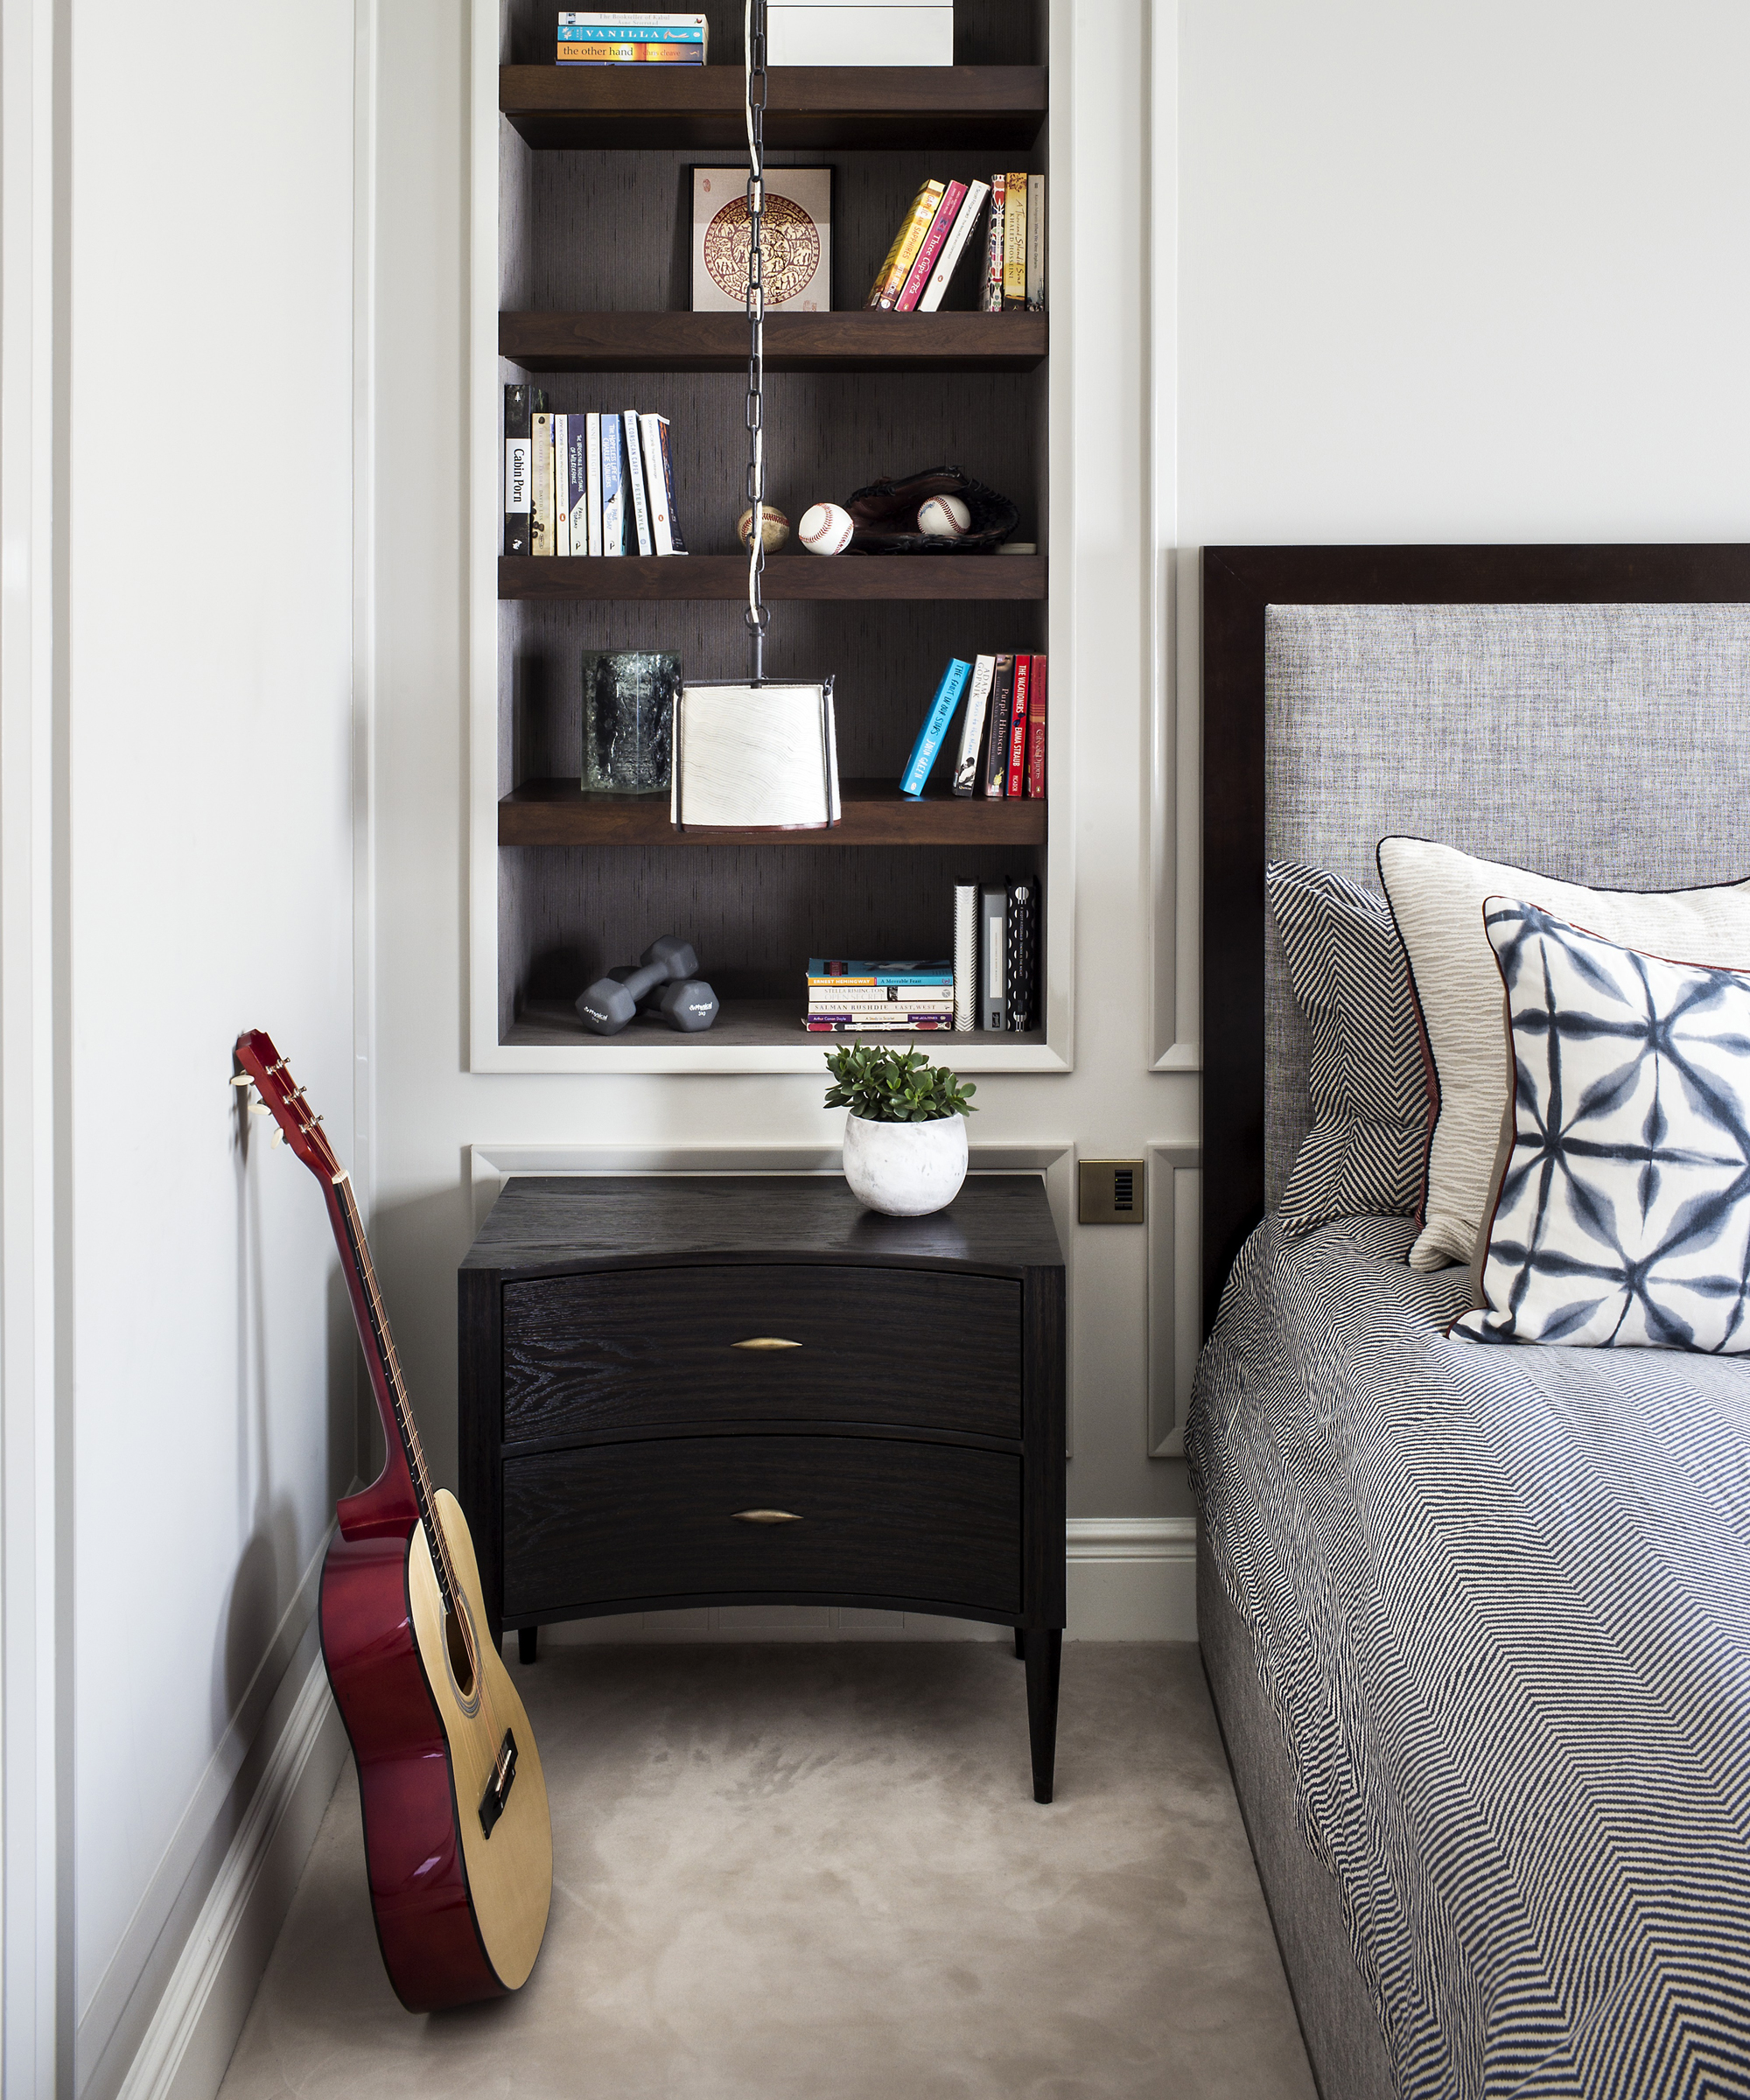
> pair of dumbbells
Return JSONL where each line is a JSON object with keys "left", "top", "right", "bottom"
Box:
{"left": 576, "top": 936, "right": 719, "bottom": 1035}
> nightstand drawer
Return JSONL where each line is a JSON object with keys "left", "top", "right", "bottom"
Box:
{"left": 500, "top": 1434, "right": 1022, "bottom": 1617}
{"left": 500, "top": 1264, "right": 1022, "bottom": 1442}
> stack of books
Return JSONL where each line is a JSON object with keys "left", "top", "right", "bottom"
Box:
{"left": 898, "top": 654, "right": 1048, "bottom": 800}
{"left": 503, "top": 387, "right": 688, "bottom": 557}
{"left": 555, "top": 12, "right": 707, "bottom": 62}
{"left": 954, "top": 878, "right": 1040, "bottom": 1032}
{"left": 805, "top": 961, "right": 956, "bottom": 1033}
{"left": 865, "top": 175, "right": 1043, "bottom": 314}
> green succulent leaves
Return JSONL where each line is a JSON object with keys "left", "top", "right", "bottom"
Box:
{"left": 822, "top": 1044, "right": 978, "bottom": 1124}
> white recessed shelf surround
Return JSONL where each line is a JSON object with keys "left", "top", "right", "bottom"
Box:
{"left": 469, "top": 0, "right": 1073, "bottom": 1073}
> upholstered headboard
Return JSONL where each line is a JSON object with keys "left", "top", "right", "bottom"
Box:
{"left": 1200, "top": 545, "right": 1750, "bottom": 1333}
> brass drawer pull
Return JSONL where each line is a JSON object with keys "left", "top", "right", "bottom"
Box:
{"left": 732, "top": 1508, "right": 802, "bottom": 1525}
{"left": 732, "top": 1337, "right": 802, "bottom": 1350}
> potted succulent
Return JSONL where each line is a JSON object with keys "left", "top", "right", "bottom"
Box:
{"left": 824, "top": 1044, "right": 977, "bottom": 1217}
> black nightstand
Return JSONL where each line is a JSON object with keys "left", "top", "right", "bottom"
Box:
{"left": 458, "top": 1174, "right": 1068, "bottom": 1801}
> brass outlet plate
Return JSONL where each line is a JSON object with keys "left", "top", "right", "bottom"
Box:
{"left": 1078, "top": 1158, "right": 1144, "bottom": 1225}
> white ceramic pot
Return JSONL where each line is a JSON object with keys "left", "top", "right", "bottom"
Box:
{"left": 841, "top": 1111, "right": 969, "bottom": 1217}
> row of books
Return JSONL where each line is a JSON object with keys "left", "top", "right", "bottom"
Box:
{"left": 503, "top": 385, "right": 688, "bottom": 558}
{"left": 555, "top": 11, "right": 707, "bottom": 62}
{"left": 864, "top": 175, "right": 1045, "bottom": 315}
{"left": 805, "top": 883, "right": 1040, "bottom": 1036}
{"left": 902, "top": 654, "right": 1047, "bottom": 800}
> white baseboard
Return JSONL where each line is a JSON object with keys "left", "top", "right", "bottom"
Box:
{"left": 113, "top": 1656, "right": 346, "bottom": 2100}
{"left": 531, "top": 1518, "right": 1199, "bottom": 1648}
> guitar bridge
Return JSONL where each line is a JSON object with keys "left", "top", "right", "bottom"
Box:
{"left": 479, "top": 1728, "right": 518, "bottom": 1838}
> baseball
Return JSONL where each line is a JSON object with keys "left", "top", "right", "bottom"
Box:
{"left": 737, "top": 502, "right": 790, "bottom": 552}
{"left": 798, "top": 501, "right": 855, "bottom": 556}
{"left": 917, "top": 493, "right": 972, "bottom": 538}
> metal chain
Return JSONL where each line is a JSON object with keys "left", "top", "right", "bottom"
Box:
{"left": 743, "top": 0, "right": 768, "bottom": 682}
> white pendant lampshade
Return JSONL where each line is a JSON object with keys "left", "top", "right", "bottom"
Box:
{"left": 671, "top": 677, "right": 841, "bottom": 829}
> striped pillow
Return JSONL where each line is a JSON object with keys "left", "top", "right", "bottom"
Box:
{"left": 1268, "top": 862, "right": 1432, "bottom": 1237}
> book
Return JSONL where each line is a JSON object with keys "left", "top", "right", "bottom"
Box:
{"left": 1026, "top": 654, "right": 1047, "bottom": 797}
{"left": 804, "top": 1019, "right": 955, "bottom": 1032}
{"left": 979, "top": 883, "right": 1006, "bottom": 1030}
{"left": 503, "top": 383, "right": 532, "bottom": 556}
{"left": 918, "top": 179, "right": 990, "bottom": 313}
{"left": 954, "top": 881, "right": 977, "bottom": 1032}
{"left": 952, "top": 654, "right": 996, "bottom": 796}
{"left": 553, "top": 414, "right": 570, "bottom": 556}
{"left": 601, "top": 413, "right": 626, "bottom": 555}
{"left": 555, "top": 43, "right": 704, "bottom": 62}
{"left": 867, "top": 180, "right": 945, "bottom": 311}
{"left": 530, "top": 409, "right": 556, "bottom": 555}
{"left": 1026, "top": 173, "right": 1046, "bottom": 312}
{"left": 900, "top": 658, "right": 972, "bottom": 797}
{"left": 567, "top": 416, "right": 593, "bottom": 559}
{"left": 624, "top": 410, "right": 654, "bottom": 556}
{"left": 983, "top": 174, "right": 1006, "bottom": 312}
{"left": 808, "top": 986, "right": 956, "bottom": 1006}
{"left": 584, "top": 412, "right": 603, "bottom": 558}
{"left": 983, "top": 654, "right": 1015, "bottom": 797}
{"left": 1004, "top": 653, "right": 1031, "bottom": 798}
{"left": 895, "top": 180, "right": 966, "bottom": 312}
{"left": 1003, "top": 172, "right": 1028, "bottom": 309}
{"left": 808, "top": 1007, "right": 956, "bottom": 1022}
{"left": 1004, "top": 875, "right": 1040, "bottom": 1031}
{"left": 558, "top": 11, "right": 707, "bottom": 32}
{"left": 639, "top": 412, "right": 677, "bottom": 556}
{"left": 808, "top": 961, "right": 953, "bottom": 986}
{"left": 647, "top": 413, "right": 689, "bottom": 555}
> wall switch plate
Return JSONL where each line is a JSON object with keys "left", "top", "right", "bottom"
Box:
{"left": 1078, "top": 1158, "right": 1144, "bottom": 1225}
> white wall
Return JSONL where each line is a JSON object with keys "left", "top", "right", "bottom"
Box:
{"left": 64, "top": 7, "right": 359, "bottom": 2096}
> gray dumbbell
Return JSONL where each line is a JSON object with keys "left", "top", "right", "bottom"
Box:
{"left": 650, "top": 979, "right": 719, "bottom": 1032}
{"left": 576, "top": 937, "right": 699, "bottom": 1036}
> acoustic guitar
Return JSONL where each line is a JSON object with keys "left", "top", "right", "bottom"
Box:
{"left": 234, "top": 1030, "right": 551, "bottom": 2012}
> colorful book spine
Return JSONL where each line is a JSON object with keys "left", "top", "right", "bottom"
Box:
{"left": 553, "top": 414, "right": 571, "bottom": 555}
{"left": 867, "top": 180, "right": 946, "bottom": 311}
{"left": 651, "top": 414, "right": 688, "bottom": 554}
{"left": 900, "top": 658, "right": 972, "bottom": 797}
{"left": 808, "top": 962, "right": 954, "bottom": 987}
{"left": 601, "top": 414, "right": 625, "bottom": 555}
{"left": 895, "top": 180, "right": 966, "bottom": 312}
{"left": 804, "top": 1019, "right": 955, "bottom": 1032}
{"left": 1003, "top": 172, "right": 1028, "bottom": 309}
{"left": 952, "top": 654, "right": 996, "bottom": 795}
{"left": 584, "top": 412, "right": 603, "bottom": 557}
{"left": 624, "top": 410, "right": 653, "bottom": 556}
{"left": 556, "top": 42, "right": 703, "bottom": 61}
{"left": 919, "top": 179, "right": 990, "bottom": 314}
{"left": 1026, "top": 173, "right": 1046, "bottom": 312}
{"left": 1026, "top": 654, "right": 1047, "bottom": 796}
{"left": 529, "top": 409, "right": 556, "bottom": 555}
{"left": 1004, "top": 653, "right": 1031, "bottom": 798}
{"left": 808, "top": 988, "right": 956, "bottom": 1008}
{"left": 983, "top": 654, "right": 1015, "bottom": 796}
{"left": 953, "top": 881, "right": 977, "bottom": 1031}
{"left": 503, "top": 383, "right": 531, "bottom": 556}
{"left": 808, "top": 1006, "right": 956, "bottom": 1020}
{"left": 983, "top": 174, "right": 1006, "bottom": 313}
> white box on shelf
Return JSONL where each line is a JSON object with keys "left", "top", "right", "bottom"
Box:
{"left": 766, "top": 2, "right": 954, "bottom": 68}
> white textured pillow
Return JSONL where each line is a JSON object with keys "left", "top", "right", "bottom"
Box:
{"left": 1376, "top": 838, "right": 1750, "bottom": 1272}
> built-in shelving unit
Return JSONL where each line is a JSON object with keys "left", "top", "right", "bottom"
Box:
{"left": 472, "top": 0, "right": 1068, "bottom": 1073}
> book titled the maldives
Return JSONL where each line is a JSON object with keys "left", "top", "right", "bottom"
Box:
{"left": 1004, "top": 653, "right": 1032, "bottom": 798}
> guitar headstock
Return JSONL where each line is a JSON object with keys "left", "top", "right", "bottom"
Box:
{"left": 233, "top": 1030, "right": 340, "bottom": 1181}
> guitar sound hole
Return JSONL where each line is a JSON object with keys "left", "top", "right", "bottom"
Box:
{"left": 444, "top": 1607, "right": 476, "bottom": 1698}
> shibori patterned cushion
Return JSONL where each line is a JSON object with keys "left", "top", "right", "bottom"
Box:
{"left": 1457, "top": 899, "right": 1750, "bottom": 1351}
{"left": 1266, "top": 862, "right": 1432, "bottom": 1237}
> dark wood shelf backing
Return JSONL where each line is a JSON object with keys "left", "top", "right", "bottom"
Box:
{"left": 500, "top": 65, "right": 1047, "bottom": 151}
{"left": 500, "top": 309, "right": 1047, "bottom": 375}
{"left": 500, "top": 555, "right": 1046, "bottom": 602}
{"left": 500, "top": 776, "right": 1048, "bottom": 848}
{"left": 506, "top": 997, "right": 1044, "bottom": 1051}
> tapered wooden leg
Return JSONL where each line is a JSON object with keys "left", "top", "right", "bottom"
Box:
{"left": 1026, "top": 1628, "right": 1061, "bottom": 1802}
{"left": 1014, "top": 1628, "right": 1026, "bottom": 1660}
{"left": 518, "top": 1625, "right": 538, "bottom": 1665}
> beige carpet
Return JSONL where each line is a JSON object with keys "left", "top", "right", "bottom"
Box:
{"left": 217, "top": 1642, "right": 1317, "bottom": 2099}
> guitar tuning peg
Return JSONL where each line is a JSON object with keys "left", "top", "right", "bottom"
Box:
{"left": 229, "top": 1074, "right": 253, "bottom": 1088}
{"left": 248, "top": 1102, "right": 271, "bottom": 1116}
{"left": 271, "top": 1128, "right": 284, "bottom": 1147}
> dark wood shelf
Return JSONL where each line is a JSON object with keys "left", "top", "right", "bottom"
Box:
{"left": 500, "top": 65, "right": 1047, "bottom": 151}
{"left": 499, "top": 554, "right": 1046, "bottom": 602}
{"left": 506, "top": 997, "right": 1044, "bottom": 1051}
{"left": 500, "top": 309, "right": 1047, "bottom": 375}
{"left": 500, "top": 777, "right": 1048, "bottom": 848}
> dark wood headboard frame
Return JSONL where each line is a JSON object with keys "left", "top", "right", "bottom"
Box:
{"left": 1200, "top": 542, "right": 1750, "bottom": 1336}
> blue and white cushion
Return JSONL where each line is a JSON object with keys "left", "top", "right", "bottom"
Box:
{"left": 1267, "top": 862, "right": 1432, "bottom": 1236}
{"left": 1457, "top": 900, "right": 1750, "bottom": 1350}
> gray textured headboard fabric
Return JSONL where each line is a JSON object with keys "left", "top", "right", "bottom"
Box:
{"left": 1264, "top": 602, "right": 1750, "bottom": 1208}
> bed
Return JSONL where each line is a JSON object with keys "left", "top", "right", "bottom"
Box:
{"left": 1189, "top": 546, "right": 1750, "bottom": 2099}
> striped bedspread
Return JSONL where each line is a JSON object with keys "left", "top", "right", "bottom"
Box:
{"left": 1188, "top": 1214, "right": 1750, "bottom": 2098}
